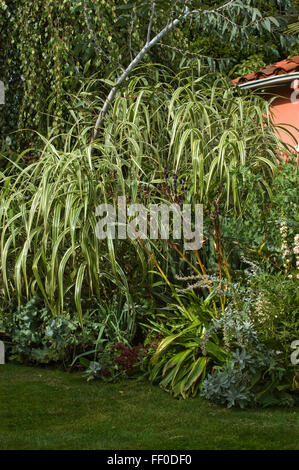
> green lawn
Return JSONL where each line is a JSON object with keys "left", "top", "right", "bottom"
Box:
{"left": 0, "top": 363, "right": 298, "bottom": 450}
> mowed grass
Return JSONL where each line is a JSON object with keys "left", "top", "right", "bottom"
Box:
{"left": 0, "top": 364, "right": 298, "bottom": 450}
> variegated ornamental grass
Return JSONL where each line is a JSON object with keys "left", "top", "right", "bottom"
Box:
{"left": 0, "top": 139, "right": 142, "bottom": 328}
{"left": 0, "top": 71, "right": 291, "bottom": 327}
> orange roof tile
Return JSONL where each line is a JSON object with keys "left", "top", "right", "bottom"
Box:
{"left": 233, "top": 56, "right": 299, "bottom": 85}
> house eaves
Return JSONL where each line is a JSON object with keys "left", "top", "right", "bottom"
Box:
{"left": 236, "top": 72, "right": 299, "bottom": 90}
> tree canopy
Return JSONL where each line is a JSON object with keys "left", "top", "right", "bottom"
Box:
{"left": 0, "top": 0, "right": 298, "bottom": 148}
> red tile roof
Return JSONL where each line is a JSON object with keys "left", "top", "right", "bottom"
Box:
{"left": 233, "top": 55, "right": 299, "bottom": 85}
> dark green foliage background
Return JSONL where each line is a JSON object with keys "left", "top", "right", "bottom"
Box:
{"left": 0, "top": 0, "right": 298, "bottom": 150}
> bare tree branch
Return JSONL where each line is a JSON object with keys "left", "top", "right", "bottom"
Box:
{"left": 157, "top": 42, "right": 231, "bottom": 63}
{"left": 129, "top": 9, "right": 135, "bottom": 62}
{"left": 190, "top": 0, "right": 238, "bottom": 16}
{"left": 147, "top": 1, "right": 156, "bottom": 45}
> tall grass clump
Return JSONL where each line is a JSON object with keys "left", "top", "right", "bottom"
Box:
{"left": 0, "top": 64, "right": 293, "bottom": 330}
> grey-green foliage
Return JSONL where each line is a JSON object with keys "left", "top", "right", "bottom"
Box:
{"left": 200, "top": 283, "right": 297, "bottom": 408}
{"left": 201, "top": 344, "right": 293, "bottom": 408}
{"left": 201, "top": 272, "right": 299, "bottom": 365}
{"left": 201, "top": 358, "right": 254, "bottom": 409}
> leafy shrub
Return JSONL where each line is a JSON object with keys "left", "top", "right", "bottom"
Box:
{"left": 231, "top": 54, "right": 266, "bottom": 78}
{"left": 82, "top": 341, "right": 150, "bottom": 382}
{"left": 148, "top": 265, "right": 298, "bottom": 406}
{"left": 217, "top": 273, "right": 298, "bottom": 369}
{"left": 221, "top": 162, "right": 299, "bottom": 275}
{"left": 201, "top": 334, "right": 295, "bottom": 408}
{"left": 0, "top": 296, "right": 136, "bottom": 366}
{"left": 148, "top": 293, "right": 228, "bottom": 398}
{"left": 247, "top": 274, "right": 299, "bottom": 364}
{"left": 201, "top": 345, "right": 294, "bottom": 409}
{"left": 0, "top": 297, "right": 50, "bottom": 362}
{"left": 199, "top": 277, "right": 298, "bottom": 408}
